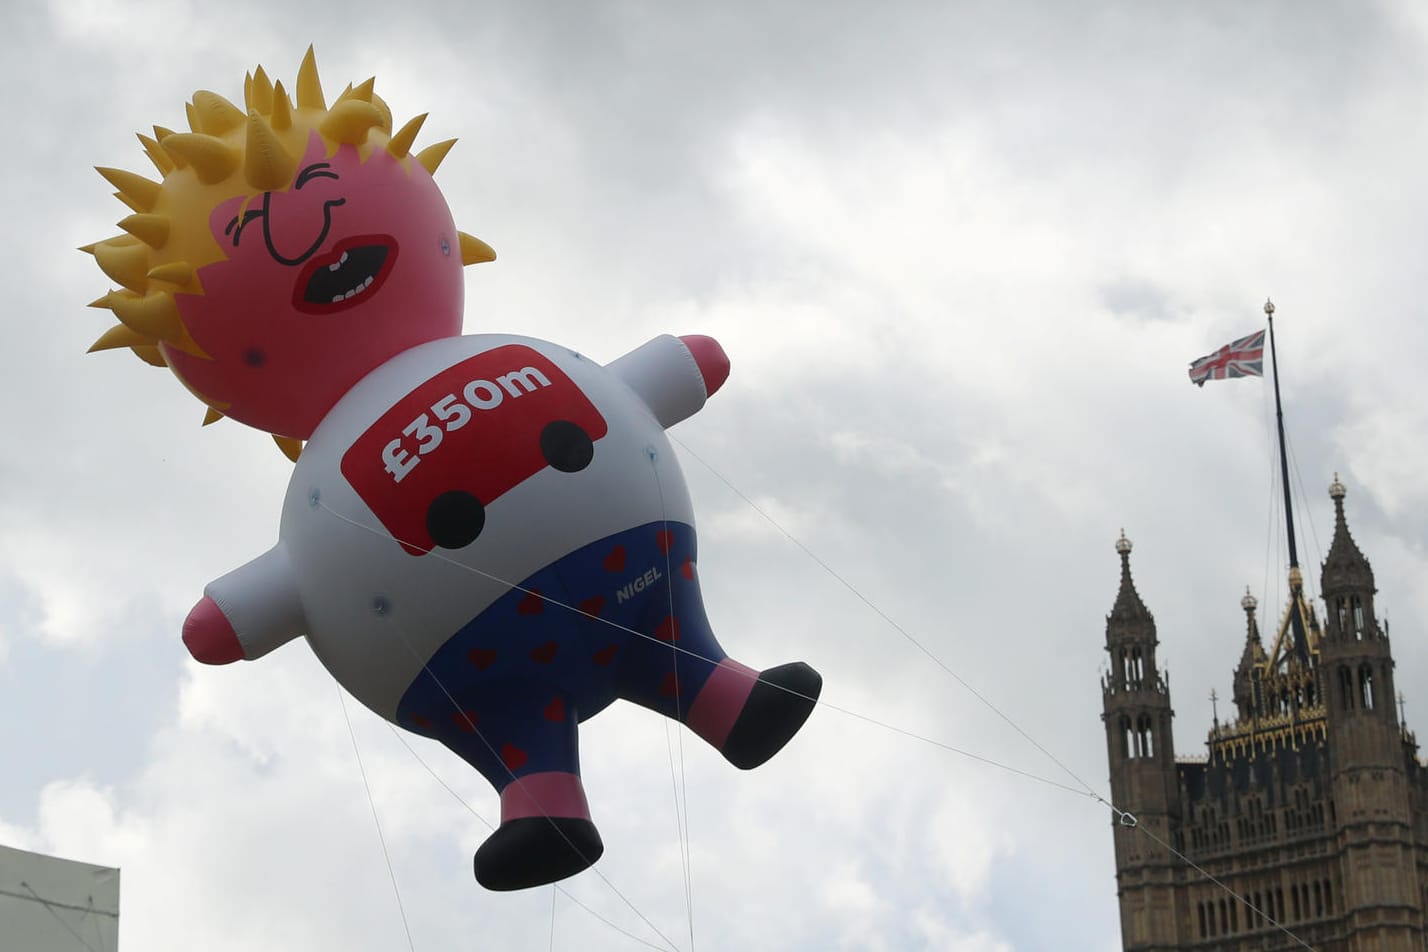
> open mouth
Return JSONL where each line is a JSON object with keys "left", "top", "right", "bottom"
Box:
{"left": 293, "top": 234, "right": 398, "bottom": 313}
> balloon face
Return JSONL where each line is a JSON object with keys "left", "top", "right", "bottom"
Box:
{"left": 162, "top": 133, "right": 466, "bottom": 439}
{"left": 83, "top": 49, "right": 494, "bottom": 442}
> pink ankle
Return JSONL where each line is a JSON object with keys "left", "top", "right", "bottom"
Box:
{"left": 500, "top": 772, "right": 592, "bottom": 823}
{"left": 686, "top": 659, "right": 759, "bottom": 749}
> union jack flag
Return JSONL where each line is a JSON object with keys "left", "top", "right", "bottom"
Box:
{"left": 1188, "top": 330, "right": 1265, "bottom": 387}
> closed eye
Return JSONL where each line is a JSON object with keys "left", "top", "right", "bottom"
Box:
{"left": 295, "top": 163, "right": 340, "bottom": 189}
{"left": 224, "top": 209, "right": 264, "bottom": 246}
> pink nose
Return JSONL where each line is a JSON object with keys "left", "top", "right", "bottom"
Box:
{"left": 678, "top": 335, "right": 731, "bottom": 396}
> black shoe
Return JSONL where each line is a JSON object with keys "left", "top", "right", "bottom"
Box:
{"left": 473, "top": 816, "right": 605, "bottom": 891}
{"left": 722, "top": 662, "right": 822, "bottom": 769}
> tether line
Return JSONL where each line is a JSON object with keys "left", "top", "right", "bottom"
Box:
{"left": 649, "top": 447, "right": 698, "bottom": 951}
{"left": 549, "top": 885, "right": 558, "bottom": 952}
{"left": 376, "top": 605, "right": 683, "bottom": 952}
{"left": 671, "top": 435, "right": 1103, "bottom": 799}
{"left": 1096, "top": 798, "right": 1317, "bottom": 950}
{"left": 315, "top": 499, "right": 1085, "bottom": 800}
{"left": 338, "top": 684, "right": 417, "bottom": 952}
{"left": 671, "top": 436, "right": 1320, "bottom": 950}
{"left": 14, "top": 883, "right": 99, "bottom": 952}
{"left": 314, "top": 469, "right": 1323, "bottom": 951}
{"left": 384, "top": 724, "right": 677, "bottom": 952}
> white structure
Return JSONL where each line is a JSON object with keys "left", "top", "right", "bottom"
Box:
{"left": 0, "top": 844, "right": 119, "bottom": 951}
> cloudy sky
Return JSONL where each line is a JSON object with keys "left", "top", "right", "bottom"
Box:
{"left": 4, "top": 1, "right": 1428, "bottom": 949}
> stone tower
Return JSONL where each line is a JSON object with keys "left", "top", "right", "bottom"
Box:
{"left": 1102, "top": 531, "right": 1181, "bottom": 949}
{"left": 1101, "top": 479, "right": 1428, "bottom": 950}
{"left": 1318, "top": 476, "right": 1422, "bottom": 945}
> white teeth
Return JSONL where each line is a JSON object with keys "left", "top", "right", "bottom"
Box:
{"left": 326, "top": 264, "right": 376, "bottom": 304}
{"left": 337, "top": 278, "right": 374, "bottom": 301}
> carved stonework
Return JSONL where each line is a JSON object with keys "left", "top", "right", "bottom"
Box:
{"left": 1102, "top": 481, "right": 1427, "bottom": 950}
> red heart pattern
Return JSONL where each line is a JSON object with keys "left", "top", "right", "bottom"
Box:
{"left": 501, "top": 744, "right": 528, "bottom": 770}
{"left": 451, "top": 710, "right": 479, "bottom": 733}
{"left": 517, "top": 590, "right": 544, "bottom": 615}
{"left": 656, "top": 616, "right": 680, "bottom": 642}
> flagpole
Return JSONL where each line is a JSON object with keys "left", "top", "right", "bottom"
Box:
{"left": 1266, "top": 299, "right": 1299, "bottom": 571}
{"left": 1265, "top": 298, "right": 1309, "bottom": 661}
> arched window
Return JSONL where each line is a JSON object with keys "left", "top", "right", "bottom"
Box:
{"left": 1119, "top": 715, "right": 1132, "bottom": 758}
{"left": 1136, "top": 715, "right": 1154, "bottom": 758}
{"left": 1130, "top": 646, "right": 1144, "bottom": 685}
{"left": 1324, "top": 879, "right": 1332, "bottom": 913}
{"left": 1199, "top": 902, "right": 1207, "bottom": 938}
{"left": 1351, "top": 595, "right": 1365, "bottom": 638}
{"left": 1360, "top": 664, "right": 1375, "bottom": 710}
{"left": 1313, "top": 881, "right": 1323, "bottom": 917}
{"left": 1336, "top": 597, "right": 1348, "bottom": 636}
{"left": 1339, "top": 668, "right": 1355, "bottom": 711}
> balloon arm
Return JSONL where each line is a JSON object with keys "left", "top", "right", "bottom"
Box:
{"left": 195, "top": 543, "right": 308, "bottom": 662}
{"left": 604, "top": 334, "right": 730, "bottom": 429}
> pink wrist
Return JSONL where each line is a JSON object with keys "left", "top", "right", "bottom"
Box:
{"left": 678, "top": 335, "right": 730, "bottom": 397}
{"left": 182, "top": 595, "right": 245, "bottom": 664}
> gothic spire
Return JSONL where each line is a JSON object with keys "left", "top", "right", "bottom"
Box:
{"left": 1236, "top": 588, "right": 1266, "bottom": 671}
{"left": 1233, "top": 588, "right": 1266, "bottom": 721}
{"left": 1107, "top": 531, "right": 1156, "bottom": 645}
{"left": 1321, "top": 474, "right": 1375, "bottom": 595}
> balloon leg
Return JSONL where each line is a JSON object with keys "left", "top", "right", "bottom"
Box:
{"left": 474, "top": 769, "right": 603, "bottom": 891}
{"left": 687, "top": 659, "right": 823, "bottom": 769}
{"left": 615, "top": 553, "right": 825, "bottom": 769}
{"left": 423, "top": 685, "right": 603, "bottom": 890}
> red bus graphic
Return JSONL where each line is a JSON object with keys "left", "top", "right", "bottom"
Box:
{"left": 342, "top": 345, "right": 609, "bottom": 555}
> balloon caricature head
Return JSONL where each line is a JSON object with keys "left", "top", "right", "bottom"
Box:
{"left": 83, "top": 47, "right": 496, "bottom": 444}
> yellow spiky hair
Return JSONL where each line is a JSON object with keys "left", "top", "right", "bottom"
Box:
{"left": 83, "top": 47, "right": 497, "bottom": 455}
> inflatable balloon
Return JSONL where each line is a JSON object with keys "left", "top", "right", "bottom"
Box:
{"left": 84, "top": 48, "right": 822, "bottom": 891}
